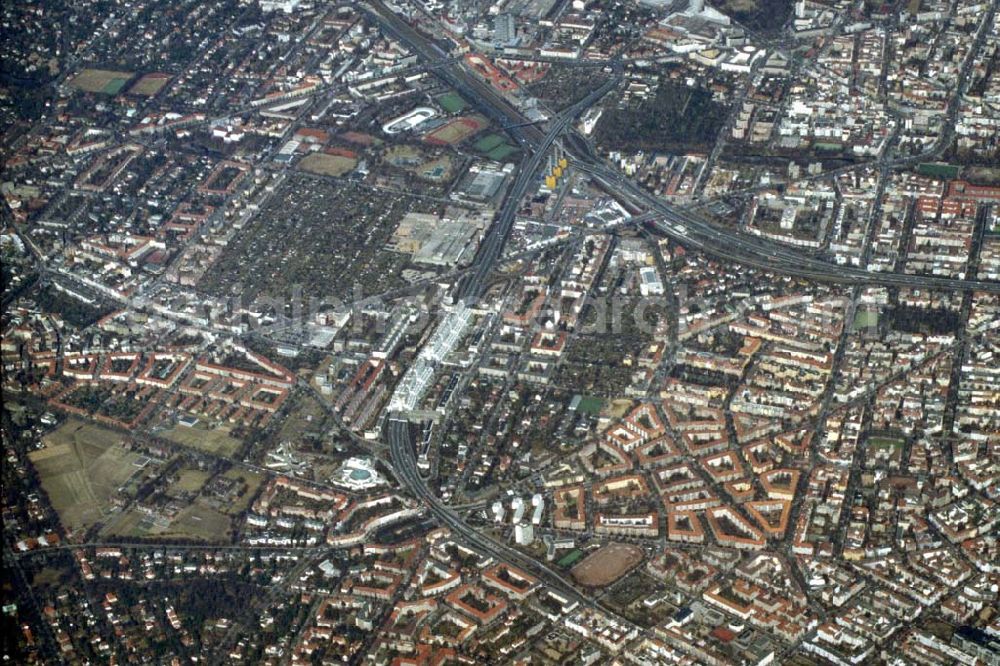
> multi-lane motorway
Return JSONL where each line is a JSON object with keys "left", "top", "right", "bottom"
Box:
{"left": 581, "top": 162, "right": 1000, "bottom": 294}
{"left": 370, "top": 0, "right": 636, "bottom": 614}
{"left": 366, "top": 0, "right": 999, "bottom": 619}
{"left": 364, "top": 0, "right": 621, "bottom": 302}
{"left": 455, "top": 68, "right": 622, "bottom": 301}
{"left": 387, "top": 418, "right": 635, "bottom": 621}
{"left": 365, "top": 0, "right": 999, "bottom": 296}
{"left": 363, "top": 0, "right": 547, "bottom": 147}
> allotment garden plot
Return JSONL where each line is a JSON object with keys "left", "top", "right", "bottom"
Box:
{"left": 199, "top": 175, "right": 442, "bottom": 303}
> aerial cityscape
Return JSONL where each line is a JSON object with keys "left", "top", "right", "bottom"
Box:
{"left": 2, "top": 0, "right": 999, "bottom": 662}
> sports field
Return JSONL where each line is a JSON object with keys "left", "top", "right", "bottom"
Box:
{"left": 30, "top": 418, "right": 144, "bottom": 533}
{"left": 128, "top": 73, "right": 170, "bottom": 96}
{"left": 300, "top": 151, "right": 358, "bottom": 177}
{"left": 557, "top": 549, "right": 585, "bottom": 568}
{"left": 853, "top": 310, "right": 879, "bottom": 330}
{"left": 437, "top": 92, "right": 468, "bottom": 113}
{"left": 487, "top": 144, "right": 517, "bottom": 160}
{"left": 68, "top": 68, "right": 134, "bottom": 94}
{"left": 570, "top": 542, "right": 645, "bottom": 587}
{"left": 474, "top": 133, "right": 506, "bottom": 153}
{"left": 869, "top": 436, "right": 904, "bottom": 450}
{"left": 573, "top": 395, "right": 604, "bottom": 415}
{"left": 425, "top": 116, "right": 487, "bottom": 146}
{"left": 473, "top": 133, "right": 518, "bottom": 161}
{"left": 916, "top": 163, "right": 960, "bottom": 179}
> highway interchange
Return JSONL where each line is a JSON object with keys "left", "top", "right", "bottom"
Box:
{"left": 366, "top": 0, "right": 999, "bottom": 621}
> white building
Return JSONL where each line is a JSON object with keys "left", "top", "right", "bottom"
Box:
{"left": 639, "top": 266, "right": 665, "bottom": 296}
{"left": 515, "top": 523, "right": 534, "bottom": 545}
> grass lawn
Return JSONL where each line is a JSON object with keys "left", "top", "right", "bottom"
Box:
{"left": 474, "top": 133, "right": 506, "bottom": 152}
{"left": 608, "top": 399, "right": 634, "bottom": 419}
{"left": 557, "top": 549, "right": 585, "bottom": 568}
{"left": 172, "top": 469, "right": 211, "bottom": 494}
{"left": 163, "top": 422, "right": 241, "bottom": 458}
{"left": 101, "top": 510, "right": 149, "bottom": 538}
{"left": 853, "top": 309, "right": 879, "bottom": 330}
{"left": 220, "top": 468, "right": 263, "bottom": 515}
{"left": 437, "top": 92, "right": 468, "bottom": 113}
{"left": 486, "top": 144, "right": 517, "bottom": 160}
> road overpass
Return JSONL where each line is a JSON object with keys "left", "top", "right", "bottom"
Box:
{"left": 365, "top": 0, "right": 999, "bottom": 296}
{"left": 367, "top": 0, "right": 1000, "bottom": 624}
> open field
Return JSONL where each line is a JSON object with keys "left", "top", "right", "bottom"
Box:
{"left": 68, "top": 68, "right": 134, "bottom": 94}
{"left": 172, "top": 469, "right": 211, "bottom": 494}
{"left": 425, "top": 115, "right": 487, "bottom": 146}
{"left": 30, "top": 419, "right": 144, "bottom": 533}
{"left": 163, "top": 422, "right": 242, "bottom": 457}
{"left": 103, "top": 501, "right": 232, "bottom": 542}
{"left": 128, "top": 73, "right": 170, "bottom": 96}
{"left": 299, "top": 151, "right": 358, "bottom": 177}
{"left": 570, "top": 542, "right": 644, "bottom": 587}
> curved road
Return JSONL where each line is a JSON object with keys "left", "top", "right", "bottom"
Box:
{"left": 581, "top": 162, "right": 1000, "bottom": 294}
{"left": 387, "top": 418, "right": 636, "bottom": 624}
{"left": 365, "top": 0, "right": 999, "bottom": 630}
{"left": 456, "top": 66, "right": 622, "bottom": 301}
